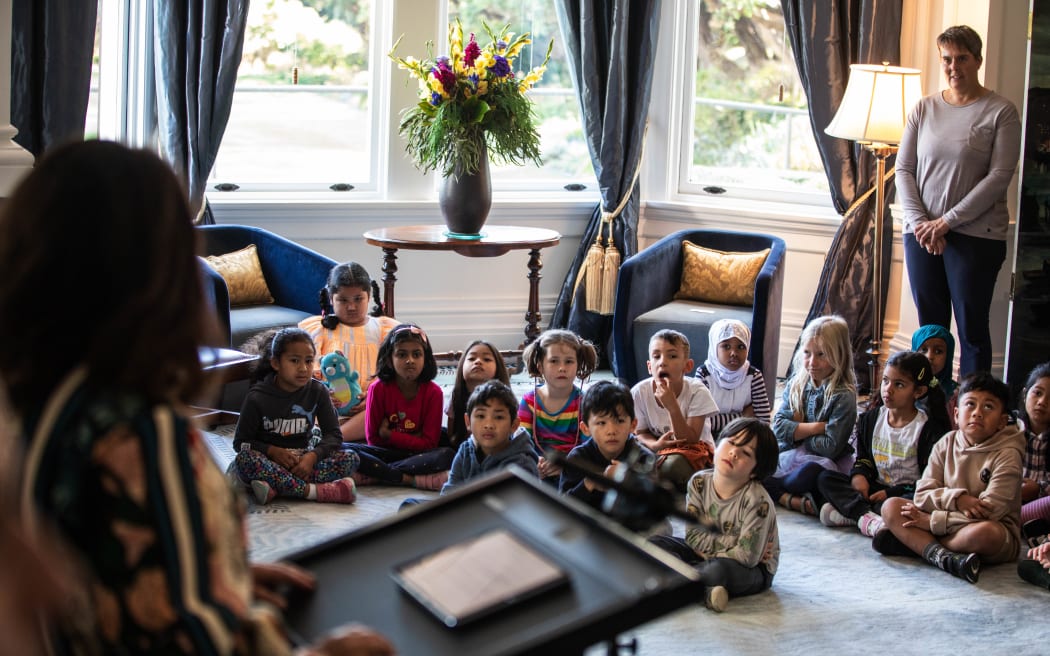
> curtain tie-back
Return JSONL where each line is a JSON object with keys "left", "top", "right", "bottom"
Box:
{"left": 842, "top": 165, "right": 895, "bottom": 220}
{"left": 574, "top": 127, "right": 648, "bottom": 315}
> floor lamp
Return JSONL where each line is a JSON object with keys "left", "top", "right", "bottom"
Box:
{"left": 825, "top": 63, "right": 922, "bottom": 394}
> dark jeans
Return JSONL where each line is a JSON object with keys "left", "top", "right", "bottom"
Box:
{"left": 816, "top": 469, "right": 895, "bottom": 520}
{"left": 648, "top": 535, "right": 772, "bottom": 598}
{"left": 903, "top": 231, "right": 1005, "bottom": 377}
{"left": 762, "top": 462, "right": 826, "bottom": 508}
{"left": 344, "top": 443, "right": 454, "bottom": 483}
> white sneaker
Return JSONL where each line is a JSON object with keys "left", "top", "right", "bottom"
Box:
{"left": 705, "top": 585, "right": 728, "bottom": 613}
{"left": 819, "top": 503, "right": 854, "bottom": 527}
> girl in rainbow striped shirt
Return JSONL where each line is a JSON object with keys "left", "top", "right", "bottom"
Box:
{"left": 518, "top": 330, "right": 598, "bottom": 485}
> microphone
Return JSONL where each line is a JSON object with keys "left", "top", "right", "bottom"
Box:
{"left": 545, "top": 449, "right": 720, "bottom": 533}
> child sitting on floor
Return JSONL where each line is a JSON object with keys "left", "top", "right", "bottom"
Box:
{"left": 441, "top": 380, "right": 538, "bottom": 494}
{"left": 695, "top": 319, "right": 771, "bottom": 438}
{"left": 518, "top": 329, "right": 599, "bottom": 484}
{"left": 560, "top": 380, "right": 655, "bottom": 510}
{"left": 632, "top": 329, "right": 719, "bottom": 490}
{"left": 816, "top": 351, "right": 950, "bottom": 536}
{"left": 347, "top": 323, "right": 453, "bottom": 490}
{"left": 873, "top": 372, "right": 1025, "bottom": 584}
{"left": 1017, "top": 363, "right": 1050, "bottom": 530}
{"left": 912, "top": 324, "right": 959, "bottom": 428}
{"left": 299, "top": 261, "right": 399, "bottom": 441}
{"left": 233, "top": 328, "right": 359, "bottom": 505}
{"left": 766, "top": 315, "right": 857, "bottom": 517}
{"left": 445, "top": 340, "right": 511, "bottom": 449}
{"left": 648, "top": 417, "right": 780, "bottom": 613}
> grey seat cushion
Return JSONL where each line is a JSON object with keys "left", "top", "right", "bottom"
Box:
{"left": 230, "top": 305, "right": 313, "bottom": 349}
{"left": 632, "top": 300, "right": 753, "bottom": 372}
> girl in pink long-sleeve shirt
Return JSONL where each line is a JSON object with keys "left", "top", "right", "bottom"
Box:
{"left": 347, "top": 324, "right": 453, "bottom": 490}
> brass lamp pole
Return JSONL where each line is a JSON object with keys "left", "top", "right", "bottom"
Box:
{"left": 825, "top": 63, "right": 922, "bottom": 394}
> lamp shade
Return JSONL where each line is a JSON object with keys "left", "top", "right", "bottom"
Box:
{"left": 825, "top": 63, "right": 923, "bottom": 145}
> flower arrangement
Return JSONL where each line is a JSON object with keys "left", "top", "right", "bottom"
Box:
{"left": 389, "top": 20, "right": 553, "bottom": 177}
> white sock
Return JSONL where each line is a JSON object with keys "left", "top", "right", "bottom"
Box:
{"left": 306, "top": 484, "right": 318, "bottom": 500}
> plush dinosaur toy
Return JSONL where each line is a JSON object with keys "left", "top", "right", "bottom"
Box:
{"left": 320, "top": 350, "right": 362, "bottom": 416}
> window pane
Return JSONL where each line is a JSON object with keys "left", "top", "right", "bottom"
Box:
{"left": 446, "top": 0, "right": 591, "bottom": 188}
{"left": 690, "top": 0, "right": 826, "bottom": 195}
{"left": 85, "top": 3, "right": 103, "bottom": 139}
{"left": 212, "top": 0, "right": 373, "bottom": 186}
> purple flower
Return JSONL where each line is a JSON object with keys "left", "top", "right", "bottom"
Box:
{"left": 468, "top": 72, "right": 479, "bottom": 89}
{"left": 430, "top": 91, "right": 443, "bottom": 106}
{"left": 431, "top": 59, "right": 457, "bottom": 94}
{"left": 464, "top": 35, "right": 481, "bottom": 67}
{"left": 489, "top": 55, "right": 511, "bottom": 78}
{"left": 497, "top": 40, "right": 507, "bottom": 51}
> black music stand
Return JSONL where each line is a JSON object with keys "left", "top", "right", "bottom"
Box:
{"left": 283, "top": 468, "right": 703, "bottom": 655}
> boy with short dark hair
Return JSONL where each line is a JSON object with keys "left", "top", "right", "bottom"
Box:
{"left": 873, "top": 372, "right": 1025, "bottom": 583}
{"left": 559, "top": 380, "right": 655, "bottom": 508}
{"left": 441, "top": 380, "right": 539, "bottom": 494}
{"left": 631, "top": 329, "right": 719, "bottom": 489}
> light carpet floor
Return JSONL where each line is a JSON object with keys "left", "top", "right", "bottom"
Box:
{"left": 204, "top": 425, "right": 1048, "bottom": 656}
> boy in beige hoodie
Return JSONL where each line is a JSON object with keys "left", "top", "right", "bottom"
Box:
{"left": 871, "top": 372, "right": 1024, "bottom": 583}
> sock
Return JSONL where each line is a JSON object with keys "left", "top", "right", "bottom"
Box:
{"left": 306, "top": 484, "right": 318, "bottom": 500}
{"left": 922, "top": 542, "right": 980, "bottom": 583}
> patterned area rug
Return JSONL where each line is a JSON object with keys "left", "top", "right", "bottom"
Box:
{"left": 203, "top": 426, "right": 437, "bottom": 563}
{"left": 204, "top": 425, "right": 1050, "bottom": 656}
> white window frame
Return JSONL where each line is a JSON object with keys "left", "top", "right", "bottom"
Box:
{"left": 95, "top": 0, "right": 155, "bottom": 147}
{"left": 89, "top": 0, "right": 600, "bottom": 204}
{"left": 667, "top": 0, "right": 835, "bottom": 211}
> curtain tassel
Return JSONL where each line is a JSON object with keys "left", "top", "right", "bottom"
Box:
{"left": 598, "top": 216, "right": 620, "bottom": 315}
{"left": 573, "top": 218, "right": 608, "bottom": 311}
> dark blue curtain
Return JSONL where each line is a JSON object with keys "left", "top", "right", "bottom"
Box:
{"left": 550, "top": 0, "right": 662, "bottom": 365}
{"left": 10, "top": 0, "right": 97, "bottom": 157}
{"left": 154, "top": 0, "right": 249, "bottom": 223}
{"left": 782, "top": 0, "right": 903, "bottom": 391}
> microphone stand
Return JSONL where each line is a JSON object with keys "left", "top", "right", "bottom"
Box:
{"left": 545, "top": 450, "right": 719, "bottom": 533}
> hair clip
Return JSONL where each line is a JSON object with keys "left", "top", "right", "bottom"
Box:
{"left": 394, "top": 324, "right": 428, "bottom": 344}
{"left": 918, "top": 366, "right": 927, "bottom": 382}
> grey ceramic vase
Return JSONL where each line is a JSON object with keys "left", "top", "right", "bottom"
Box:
{"left": 439, "top": 144, "right": 492, "bottom": 237}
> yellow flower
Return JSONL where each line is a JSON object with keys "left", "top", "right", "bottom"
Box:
{"left": 474, "top": 51, "right": 495, "bottom": 71}
{"left": 507, "top": 37, "right": 531, "bottom": 59}
{"left": 428, "top": 75, "right": 448, "bottom": 97}
{"left": 518, "top": 65, "right": 546, "bottom": 93}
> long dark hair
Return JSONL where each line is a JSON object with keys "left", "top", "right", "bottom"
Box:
{"left": 448, "top": 340, "right": 510, "bottom": 447}
{"left": 375, "top": 324, "right": 438, "bottom": 383}
{"left": 0, "top": 141, "right": 216, "bottom": 412}
{"left": 319, "top": 261, "right": 383, "bottom": 329}
{"left": 1018, "top": 362, "right": 1050, "bottom": 435}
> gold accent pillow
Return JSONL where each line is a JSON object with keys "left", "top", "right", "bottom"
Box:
{"left": 674, "top": 242, "right": 770, "bottom": 306}
{"left": 205, "top": 244, "right": 275, "bottom": 306}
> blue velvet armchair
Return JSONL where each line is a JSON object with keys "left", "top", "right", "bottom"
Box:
{"left": 199, "top": 225, "right": 337, "bottom": 348}
{"left": 610, "top": 229, "right": 786, "bottom": 399}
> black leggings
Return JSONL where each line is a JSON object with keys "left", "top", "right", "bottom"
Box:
{"left": 344, "top": 443, "right": 454, "bottom": 483}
